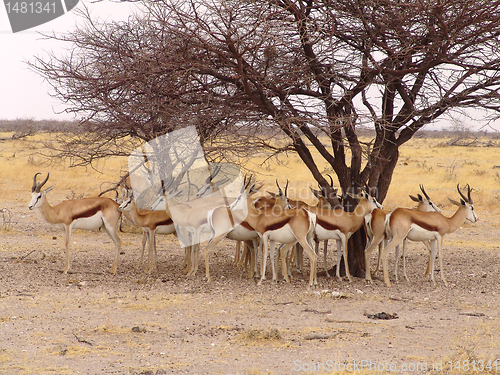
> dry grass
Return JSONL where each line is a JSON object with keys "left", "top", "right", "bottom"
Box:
{"left": 2, "top": 131, "right": 499, "bottom": 213}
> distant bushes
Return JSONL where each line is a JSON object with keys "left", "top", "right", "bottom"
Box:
{"left": 0, "top": 119, "right": 82, "bottom": 138}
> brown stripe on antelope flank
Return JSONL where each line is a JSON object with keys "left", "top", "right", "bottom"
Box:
{"left": 72, "top": 205, "right": 102, "bottom": 220}
{"left": 317, "top": 218, "right": 341, "bottom": 232}
{"left": 410, "top": 215, "right": 440, "bottom": 232}
{"left": 157, "top": 218, "right": 173, "bottom": 226}
{"left": 265, "top": 217, "right": 291, "bottom": 232}
{"left": 240, "top": 220, "right": 255, "bottom": 231}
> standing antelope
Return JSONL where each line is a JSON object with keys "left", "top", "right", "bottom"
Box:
{"left": 157, "top": 178, "right": 246, "bottom": 278}
{"left": 239, "top": 184, "right": 317, "bottom": 287}
{"left": 273, "top": 177, "right": 342, "bottom": 278}
{"left": 204, "top": 181, "right": 293, "bottom": 282}
{"left": 364, "top": 185, "right": 441, "bottom": 283}
{"left": 118, "top": 190, "right": 176, "bottom": 273}
{"left": 381, "top": 184, "right": 478, "bottom": 287}
{"left": 297, "top": 190, "right": 381, "bottom": 282}
{"left": 28, "top": 173, "right": 122, "bottom": 274}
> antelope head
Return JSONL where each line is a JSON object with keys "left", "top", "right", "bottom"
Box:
{"left": 28, "top": 173, "right": 54, "bottom": 210}
{"left": 448, "top": 184, "right": 478, "bottom": 223}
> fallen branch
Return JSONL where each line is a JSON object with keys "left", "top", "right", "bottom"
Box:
{"left": 302, "top": 308, "right": 331, "bottom": 314}
{"left": 305, "top": 332, "right": 340, "bottom": 340}
{"left": 74, "top": 333, "right": 93, "bottom": 346}
{"left": 459, "top": 312, "right": 485, "bottom": 317}
{"left": 19, "top": 250, "right": 36, "bottom": 261}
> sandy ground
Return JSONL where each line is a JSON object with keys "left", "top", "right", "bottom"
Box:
{"left": 0, "top": 199, "right": 499, "bottom": 375}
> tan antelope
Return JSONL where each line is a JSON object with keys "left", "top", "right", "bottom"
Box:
{"left": 204, "top": 181, "right": 294, "bottom": 282}
{"left": 309, "top": 178, "right": 343, "bottom": 277}
{"left": 157, "top": 177, "right": 247, "bottom": 278}
{"left": 237, "top": 184, "right": 317, "bottom": 287}
{"left": 364, "top": 185, "right": 441, "bottom": 283}
{"left": 287, "top": 189, "right": 381, "bottom": 283}
{"left": 151, "top": 184, "right": 237, "bottom": 275}
{"left": 118, "top": 190, "right": 176, "bottom": 273}
{"left": 28, "top": 173, "right": 122, "bottom": 274}
{"left": 268, "top": 174, "right": 342, "bottom": 277}
{"left": 381, "top": 184, "right": 478, "bottom": 287}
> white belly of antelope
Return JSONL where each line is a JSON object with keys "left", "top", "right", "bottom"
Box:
{"left": 315, "top": 225, "right": 342, "bottom": 242}
{"left": 406, "top": 224, "right": 439, "bottom": 242}
{"left": 266, "top": 224, "right": 297, "bottom": 244}
{"left": 71, "top": 212, "right": 105, "bottom": 231}
{"left": 228, "top": 225, "right": 258, "bottom": 241}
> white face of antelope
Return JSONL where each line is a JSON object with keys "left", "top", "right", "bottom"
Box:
{"left": 427, "top": 199, "right": 441, "bottom": 213}
{"left": 364, "top": 192, "right": 382, "bottom": 210}
{"left": 465, "top": 201, "right": 478, "bottom": 223}
{"left": 28, "top": 191, "right": 43, "bottom": 210}
{"left": 118, "top": 197, "right": 133, "bottom": 212}
{"left": 29, "top": 173, "right": 51, "bottom": 210}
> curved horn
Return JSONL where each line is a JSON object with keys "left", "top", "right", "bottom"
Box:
{"left": 38, "top": 173, "right": 50, "bottom": 192}
{"left": 457, "top": 184, "right": 468, "bottom": 203}
{"left": 467, "top": 184, "right": 473, "bottom": 204}
{"left": 284, "top": 179, "right": 289, "bottom": 197}
{"left": 276, "top": 179, "right": 283, "bottom": 196}
{"left": 419, "top": 184, "right": 431, "bottom": 200}
{"left": 208, "top": 165, "right": 221, "bottom": 182}
{"left": 32, "top": 172, "right": 41, "bottom": 192}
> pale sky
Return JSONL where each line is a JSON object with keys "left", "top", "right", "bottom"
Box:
{"left": 0, "top": 1, "right": 498, "bottom": 132}
{"left": 0, "top": 1, "right": 139, "bottom": 121}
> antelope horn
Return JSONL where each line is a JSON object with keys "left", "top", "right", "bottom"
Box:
{"left": 276, "top": 179, "right": 283, "bottom": 197}
{"left": 457, "top": 184, "right": 468, "bottom": 203}
{"left": 160, "top": 177, "right": 174, "bottom": 195}
{"left": 206, "top": 165, "right": 221, "bottom": 183}
{"left": 284, "top": 179, "right": 289, "bottom": 197}
{"left": 38, "top": 173, "right": 49, "bottom": 191}
{"left": 419, "top": 184, "right": 430, "bottom": 200}
{"left": 240, "top": 175, "right": 248, "bottom": 194}
{"left": 245, "top": 174, "right": 253, "bottom": 189}
{"left": 32, "top": 173, "right": 41, "bottom": 192}
{"left": 467, "top": 184, "right": 473, "bottom": 204}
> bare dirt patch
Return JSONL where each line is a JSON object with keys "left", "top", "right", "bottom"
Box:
{"left": 0, "top": 200, "right": 499, "bottom": 375}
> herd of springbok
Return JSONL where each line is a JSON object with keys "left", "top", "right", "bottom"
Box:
{"left": 28, "top": 171, "right": 478, "bottom": 288}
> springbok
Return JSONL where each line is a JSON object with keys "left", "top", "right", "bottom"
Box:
{"left": 236, "top": 184, "right": 317, "bottom": 287}
{"left": 380, "top": 184, "right": 478, "bottom": 287}
{"left": 28, "top": 173, "right": 122, "bottom": 274}
{"left": 364, "top": 185, "right": 441, "bottom": 283}
{"left": 118, "top": 190, "right": 176, "bottom": 273}
{"left": 286, "top": 189, "right": 381, "bottom": 283}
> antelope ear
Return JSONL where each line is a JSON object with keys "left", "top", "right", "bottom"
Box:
{"left": 44, "top": 184, "right": 56, "bottom": 195}
{"left": 448, "top": 198, "right": 462, "bottom": 206}
{"left": 267, "top": 191, "right": 279, "bottom": 198}
{"left": 409, "top": 195, "right": 419, "bottom": 202}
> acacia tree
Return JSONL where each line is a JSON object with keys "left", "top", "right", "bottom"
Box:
{"left": 32, "top": 0, "right": 500, "bottom": 276}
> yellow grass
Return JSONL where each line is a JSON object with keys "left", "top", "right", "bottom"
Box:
{"left": 1, "top": 131, "right": 499, "bottom": 225}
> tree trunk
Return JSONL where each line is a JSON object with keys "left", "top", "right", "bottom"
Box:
{"left": 327, "top": 146, "right": 400, "bottom": 279}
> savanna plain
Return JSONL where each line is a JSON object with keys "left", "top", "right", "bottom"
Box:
{"left": 0, "top": 131, "right": 499, "bottom": 375}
